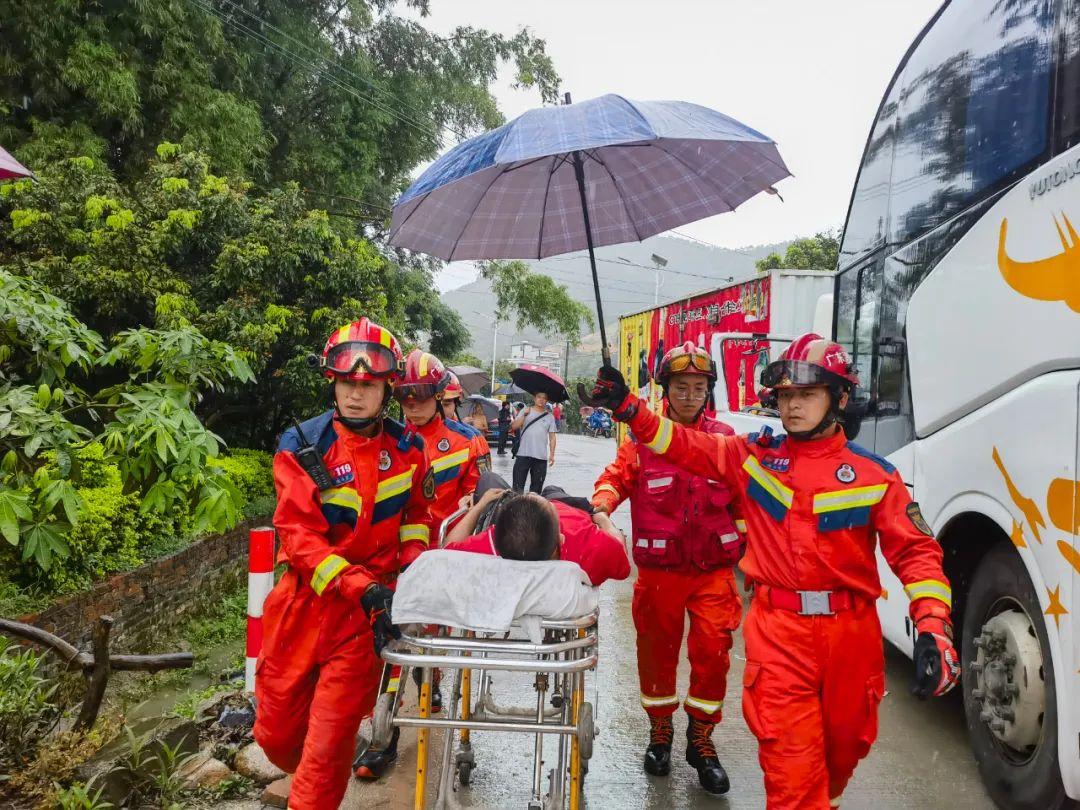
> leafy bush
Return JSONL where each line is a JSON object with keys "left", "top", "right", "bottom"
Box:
{"left": 207, "top": 449, "right": 273, "bottom": 506}
{"left": 0, "top": 636, "right": 59, "bottom": 771}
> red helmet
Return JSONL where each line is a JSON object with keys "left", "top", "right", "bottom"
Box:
{"left": 318, "top": 318, "right": 403, "bottom": 382}
{"left": 442, "top": 372, "right": 465, "bottom": 402}
{"left": 655, "top": 341, "right": 717, "bottom": 387}
{"left": 760, "top": 333, "right": 859, "bottom": 390}
{"left": 393, "top": 349, "right": 449, "bottom": 402}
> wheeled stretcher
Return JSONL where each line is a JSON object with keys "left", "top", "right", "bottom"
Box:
{"left": 368, "top": 506, "right": 600, "bottom": 809}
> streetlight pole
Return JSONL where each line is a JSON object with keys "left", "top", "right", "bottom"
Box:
{"left": 650, "top": 253, "right": 668, "bottom": 307}
{"left": 473, "top": 310, "right": 500, "bottom": 394}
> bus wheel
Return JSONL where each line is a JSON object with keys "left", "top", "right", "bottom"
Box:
{"left": 962, "top": 545, "right": 1073, "bottom": 809}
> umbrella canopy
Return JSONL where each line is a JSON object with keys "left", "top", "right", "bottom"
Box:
{"left": 493, "top": 382, "right": 529, "bottom": 398}
{"left": 462, "top": 394, "right": 501, "bottom": 423}
{"left": 390, "top": 93, "right": 790, "bottom": 364}
{"left": 0, "top": 146, "right": 33, "bottom": 181}
{"left": 391, "top": 94, "right": 788, "bottom": 260}
{"left": 448, "top": 364, "right": 490, "bottom": 395}
{"left": 510, "top": 364, "right": 569, "bottom": 403}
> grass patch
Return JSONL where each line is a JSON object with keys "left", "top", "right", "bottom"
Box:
{"left": 0, "top": 579, "right": 52, "bottom": 618}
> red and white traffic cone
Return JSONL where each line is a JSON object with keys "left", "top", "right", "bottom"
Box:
{"left": 245, "top": 526, "right": 275, "bottom": 694}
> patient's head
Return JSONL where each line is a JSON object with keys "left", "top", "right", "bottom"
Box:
{"left": 492, "top": 494, "right": 561, "bottom": 561}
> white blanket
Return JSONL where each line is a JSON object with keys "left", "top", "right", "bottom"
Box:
{"left": 392, "top": 549, "right": 598, "bottom": 643}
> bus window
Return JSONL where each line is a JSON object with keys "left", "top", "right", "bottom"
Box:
{"left": 838, "top": 83, "right": 900, "bottom": 269}
{"left": 1058, "top": 0, "right": 1080, "bottom": 152}
{"left": 888, "top": 0, "right": 1054, "bottom": 247}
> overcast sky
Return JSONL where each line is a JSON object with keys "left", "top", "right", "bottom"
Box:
{"left": 419, "top": 0, "right": 943, "bottom": 290}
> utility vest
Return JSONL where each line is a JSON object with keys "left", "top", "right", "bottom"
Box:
{"left": 630, "top": 416, "right": 744, "bottom": 571}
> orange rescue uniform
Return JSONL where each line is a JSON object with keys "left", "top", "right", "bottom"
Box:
{"left": 412, "top": 414, "right": 488, "bottom": 528}
{"left": 253, "top": 410, "right": 434, "bottom": 810}
{"left": 622, "top": 404, "right": 952, "bottom": 809}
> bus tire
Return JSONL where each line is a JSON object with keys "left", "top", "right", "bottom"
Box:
{"left": 962, "top": 544, "right": 1075, "bottom": 809}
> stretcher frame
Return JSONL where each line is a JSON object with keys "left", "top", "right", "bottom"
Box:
{"left": 372, "top": 505, "right": 600, "bottom": 809}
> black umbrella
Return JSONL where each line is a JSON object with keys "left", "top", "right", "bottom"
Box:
{"left": 510, "top": 364, "right": 569, "bottom": 403}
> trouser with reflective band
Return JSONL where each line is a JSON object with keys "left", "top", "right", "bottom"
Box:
{"left": 741, "top": 595, "right": 885, "bottom": 809}
{"left": 631, "top": 566, "right": 742, "bottom": 723}
{"left": 253, "top": 576, "right": 381, "bottom": 810}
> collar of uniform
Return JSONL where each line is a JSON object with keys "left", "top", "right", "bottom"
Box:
{"left": 413, "top": 413, "right": 444, "bottom": 439}
{"left": 332, "top": 416, "right": 382, "bottom": 450}
{"left": 785, "top": 426, "right": 847, "bottom": 458}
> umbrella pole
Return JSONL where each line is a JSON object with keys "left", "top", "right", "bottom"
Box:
{"left": 571, "top": 150, "right": 611, "bottom": 368}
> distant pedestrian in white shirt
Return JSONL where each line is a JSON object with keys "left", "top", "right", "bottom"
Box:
{"left": 510, "top": 393, "right": 558, "bottom": 493}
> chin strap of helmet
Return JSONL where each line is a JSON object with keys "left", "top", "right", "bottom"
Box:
{"left": 330, "top": 381, "right": 393, "bottom": 433}
{"left": 786, "top": 383, "right": 847, "bottom": 441}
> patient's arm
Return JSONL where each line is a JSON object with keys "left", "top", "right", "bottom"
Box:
{"left": 444, "top": 487, "right": 505, "bottom": 546}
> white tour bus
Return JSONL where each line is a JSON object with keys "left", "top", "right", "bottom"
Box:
{"left": 839, "top": 1, "right": 1080, "bottom": 806}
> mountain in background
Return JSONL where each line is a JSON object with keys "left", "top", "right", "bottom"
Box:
{"left": 441, "top": 234, "right": 790, "bottom": 374}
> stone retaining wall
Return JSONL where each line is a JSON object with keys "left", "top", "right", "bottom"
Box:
{"left": 15, "top": 518, "right": 271, "bottom": 655}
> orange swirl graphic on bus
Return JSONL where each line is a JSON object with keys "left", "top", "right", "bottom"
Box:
{"left": 998, "top": 214, "right": 1080, "bottom": 313}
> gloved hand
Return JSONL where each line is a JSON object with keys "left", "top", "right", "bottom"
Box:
{"left": 361, "top": 584, "right": 401, "bottom": 656}
{"left": 577, "top": 366, "right": 632, "bottom": 416}
{"left": 910, "top": 614, "right": 960, "bottom": 699}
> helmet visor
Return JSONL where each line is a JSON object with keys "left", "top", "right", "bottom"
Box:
{"left": 760, "top": 359, "right": 841, "bottom": 389}
{"left": 666, "top": 351, "right": 714, "bottom": 376}
{"left": 391, "top": 383, "right": 440, "bottom": 402}
{"left": 325, "top": 341, "right": 399, "bottom": 377}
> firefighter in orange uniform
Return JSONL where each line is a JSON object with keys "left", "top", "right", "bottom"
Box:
{"left": 354, "top": 349, "right": 487, "bottom": 779}
{"left": 583, "top": 334, "right": 959, "bottom": 810}
{"left": 440, "top": 370, "right": 493, "bottom": 466}
{"left": 591, "top": 342, "right": 743, "bottom": 795}
{"left": 253, "top": 318, "right": 435, "bottom": 810}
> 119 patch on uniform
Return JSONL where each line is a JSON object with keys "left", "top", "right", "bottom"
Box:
{"left": 422, "top": 467, "right": 436, "bottom": 500}
{"left": 907, "top": 502, "right": 934, "bottom": 537}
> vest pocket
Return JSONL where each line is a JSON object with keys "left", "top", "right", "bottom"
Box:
{"left": 631, "top": 533, "right": 682, "bottom": 567}
{"left": 643, "top": 474, "right": 678, "bottom": 514}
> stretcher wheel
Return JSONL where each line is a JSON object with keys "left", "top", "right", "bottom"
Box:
{"left": 577, "top": 701, "right": 594, "bottom": 761}
{"left": 370, "top": 692, "right": 395, "bottom": 749}
{"left": 455, "top": 744, "right": 475, "bottom": 786}
{"left": 458, "top": 761, "right": 473, "bottom": 785}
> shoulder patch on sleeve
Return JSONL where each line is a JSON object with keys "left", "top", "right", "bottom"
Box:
{"left": 422, "top": 467, "right": 436, "bottom": 500}
{"left": 845, "top": 441, "right": 897, "bottom": 474}
{"left": 477, "top": 454, "right": 491, "bottom": 473}
{"left": 906, "top": 502, "right": 934, "bottom": 536}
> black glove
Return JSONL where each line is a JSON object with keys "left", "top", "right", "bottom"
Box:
{"left": 361, "top": 584, "right": 401, "bottom": 656}
{"left": 909, "top": 616, "right": 960, "bottom": 699}
{"left": 577, "top": 366, "right": 632, "bottom": 415}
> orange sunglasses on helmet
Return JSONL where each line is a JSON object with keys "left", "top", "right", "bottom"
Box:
{"left": 323, "top": 341, "right": 401, "bottom": 377}
{"left": 666, "top": 351, "right": 714, "bottom": 374}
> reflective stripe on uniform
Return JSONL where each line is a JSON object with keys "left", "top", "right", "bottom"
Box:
{"left": 319, "top": 486, "right": 362, "bottom": 512}
{"left": 812, "top": 484, "right": 888, "bottom": 513}
{"left": 311, "top": 553, "right": 349, "bottom": 596}
{"left": 400, "top": 523, "right": 430, "bottom": 545}
{"left": 640, "top": 693, "right": 680, "bottom": 708}
{"left": 685, "top": 695, "right": 723, "bottom": 714}
{"left": 593, "top": 483, "right": 620, "bottom": 501}
{"left": 644, "top": 417, "right": 674, "bottom": 453}
{"left": 735, "top": 519, "right": 748, "bottom": 533}
{"left": 742, "top": 457, "right": 794, "bottom": 508}
{"left": 376, "top": 468, "right": 415, "bottom": 501}
{"left": 904, "top": 578, "right": 952, "bottom": 607}
{"left": 432, "top": 448, "right": 470, "bottom": 472}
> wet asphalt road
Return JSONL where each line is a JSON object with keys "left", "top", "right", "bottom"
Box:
{"left": 351, "top": 434, "right": 994, "bottom": 809}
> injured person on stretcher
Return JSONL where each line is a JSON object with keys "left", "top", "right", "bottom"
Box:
{"left": 443, "top": 470, "right": 631, "bottom": 586}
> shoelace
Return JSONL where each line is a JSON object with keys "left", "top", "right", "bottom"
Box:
{"left": 649, "top": 717, "right": 674, "bottom": 746}
{"left": 690, "top": 722, "right": 718, "bottom": 759}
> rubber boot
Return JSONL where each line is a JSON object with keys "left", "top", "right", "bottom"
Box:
{"left": 643, "top": 715, "right": 673, "bottom": 776}
{"left": 686, "top": 715, "right": 730, "bottom": 795}
{"left": 412, "top": 666, "right": 443, "bottom": 713}
{"left": 354, "top": 726, "right": 399, "bottom": 780}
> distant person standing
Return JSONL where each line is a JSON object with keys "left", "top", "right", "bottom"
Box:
{"left": 497, "top": 401, "right": 512, "bottom": 455}
{"left": 510, "top": 393, "right": 557, "bottom": 493}
{"left": 552, "top": 402, "right": 563, "bottom": 431}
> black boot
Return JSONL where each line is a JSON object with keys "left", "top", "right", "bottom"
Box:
{"left": 643, "top": 715, "right": 673, "bottom": 776}
{"left": 686, "top": 716, "right": 730, "bottom": 795}
{"left": 412, "top": 667, "right": 443, "bottom": 713}
{"left": 430, "top": 681, "right": 443, "bottom": 714}
{"left": 353, "top": 726, "right": 399, "bottom": 780}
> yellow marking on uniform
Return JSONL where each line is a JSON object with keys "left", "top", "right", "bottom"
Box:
{"left": 431, "top": 448, "right": 470, "bottom": 472}
{"left": 903, "top": 579, "right": 952, "bottom": 608}
{"left": 593, "top": 484, "right": 620, "bottom": 500}
{"left": 311, "top": 554, "right": 349, "bottom": 596}
{"left": 319, "top": 486, "right": 362, "bottom": 512}
{"left": 812, "top": 484, "right": 888, "bottom": 513}
{"left": 735, "top": 519, "right": 748, "bottom": 533}
{"left": 685, "top": 695, "right": 723, "bottom": 713}
{"left": 644, "top": 417, "right": 674, "bottom": 453}
{"left": 376, "top": 467, "right": 415, "bottom": 502}
{"left": 400, "top": 524, "right": 430, "bottom": 545}
{"left": 742, "top": 457, "right": 794, "bottom": 508}
{"left": 639, "top": 693, "right": 679, "bottom": 707}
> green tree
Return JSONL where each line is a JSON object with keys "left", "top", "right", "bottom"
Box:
{"left": 0, "top": 270, "right": 252, "bottom": 573}
{"left": 0, "top": 0, "right": 559, "bottom": 214}
{"left": 479, "top": 260, "right": 595, "bottom": 345}
{"left": 0, "top": 146, "right": 465, "bottom": 447}
{"left": 755, "top": 229, "right": 840, "bottom": 274}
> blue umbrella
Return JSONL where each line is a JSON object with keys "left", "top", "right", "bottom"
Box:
{"left": 390, "top": 93, "right": 791, "bottom": 363}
